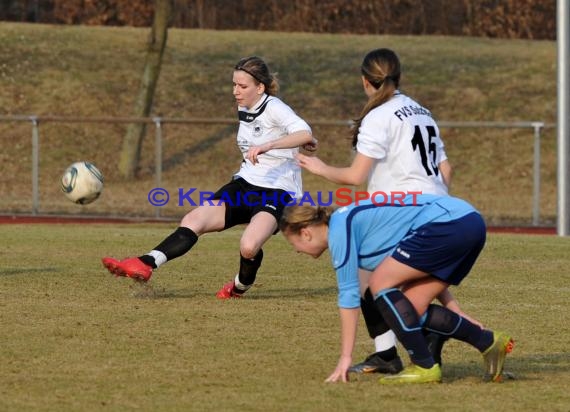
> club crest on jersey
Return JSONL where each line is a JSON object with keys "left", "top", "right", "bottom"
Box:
{"left": 237, "top": 138, "right": 249, "bottom": 152}
{"left": 252, "top": 121, "right": 263, "bottom": 137}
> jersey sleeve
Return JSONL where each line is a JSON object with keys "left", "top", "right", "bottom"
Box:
{"left": 329, "top": 214, "right": 361, "bottom": 309}
{"left": 266, "top": 98, "right": 312, "bottom": 135}
{"left": 355, "top": 111, "right": 389, "bottom": 160}
{"left": 436, "top": 128, "right": 448, "bottom": 163}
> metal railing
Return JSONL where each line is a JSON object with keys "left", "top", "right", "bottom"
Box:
{"left": 0, "top": 115, "right": 555, "bottom": 225}
{"left": 437, "top": 120, "right": 554, "bottom": 226}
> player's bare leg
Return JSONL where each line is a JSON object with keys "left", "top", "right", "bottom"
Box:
{"left": 103, "top": 204, "right": 226, "bottom": 282}
{"left": 216, "top": 211, "right": 277, "bottom": 299}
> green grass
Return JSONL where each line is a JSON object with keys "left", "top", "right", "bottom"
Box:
{"left": 0, "top": 23, "right": 565, "bottom": 411}
{"left": 0, "top": 23, "right": 558, "bottom": 224}
{"left": 1, "top": 224, "right": 569, "bottom": 411}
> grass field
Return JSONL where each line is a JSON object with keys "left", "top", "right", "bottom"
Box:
{"left": 0, "top": 23, "right": 558, "bottom": 225}
{"left": 1, "top": 223, "right": 569, "bottom": 411}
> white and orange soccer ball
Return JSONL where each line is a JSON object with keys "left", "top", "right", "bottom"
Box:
{"left": 60, "top": 161, "right": 104, "bottom": 205}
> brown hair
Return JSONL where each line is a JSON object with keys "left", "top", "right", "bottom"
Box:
{"left": 279, "top": 205, "right": 334, "bottom": 235}
{"left": 234, "top": 56, "right": 279, "bottom": 96}
{"left": 351, "top": 48, "right": 401, "bottom": 147}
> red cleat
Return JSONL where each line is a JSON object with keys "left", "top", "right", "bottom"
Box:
{"left": 102, "top": 257, "right": 153, "bottom": 282}
{"left": 101, "top": 257, "right": 122, "bottom": 276}
{"left": 216, "top": 280, "right": 243, "bottom": 299}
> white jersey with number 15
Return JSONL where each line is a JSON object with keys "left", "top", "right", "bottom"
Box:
{"left": 356, "top": 92, "right": 449, "bottom": 196}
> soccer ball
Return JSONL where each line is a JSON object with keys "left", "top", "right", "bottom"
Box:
{"left": 60, "top": 161, "right": 104, "bottom": 205}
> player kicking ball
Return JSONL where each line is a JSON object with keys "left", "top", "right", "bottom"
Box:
{"left": 102, "top": 56, "right": 315, "bottom": 298}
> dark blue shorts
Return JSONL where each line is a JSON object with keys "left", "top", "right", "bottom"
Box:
{"left": 391, "top": 212, "right": 486, "bottom": 285}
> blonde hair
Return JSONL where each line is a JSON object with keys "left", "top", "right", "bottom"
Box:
{"left": 352, "top": 48, "right": 401, "bottom": 147}
{"left": 234, "top": 56, "right": 279, "bottom": 96}
{"left": 279, "top": 205, "right": 334, "bottom": 234}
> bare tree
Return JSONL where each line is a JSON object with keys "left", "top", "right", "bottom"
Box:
{"left": 118, "top": 0, "right": 171, "bottom": 179}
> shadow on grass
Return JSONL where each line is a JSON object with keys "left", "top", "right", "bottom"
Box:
{"left": 128, "top": 283, "right": 198, "bottom": 299}
{"left": 442, "top": 352, "right": 570, "bottom": 383}
{"left": 246, "top": 286, "right": 337, "bottom": 299}
{"left": 127, "top": 282, "right": 337, "bottom": 300}
{"left": 0, "top": 267, "right": 60, "bottom": 276}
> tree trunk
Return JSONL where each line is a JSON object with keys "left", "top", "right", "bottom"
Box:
{"left": 119, "top": 0, "right": 171, "bottom": 179}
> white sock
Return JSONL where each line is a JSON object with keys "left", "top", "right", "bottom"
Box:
{"left": 146, "top": 250, "right": 167, "bottom": 268}
{"left": 374, "top": 330, "right": 397, "bottom": 352}
{"left": 233, "top": 274, "right": 252, "bottom": 291}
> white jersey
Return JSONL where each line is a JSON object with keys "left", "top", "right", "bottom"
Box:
{"left": 235, "top": 94, "right": 311, "bottom": 198}
{"left": 356, "top": 92, "right": 448, "bottom": 195}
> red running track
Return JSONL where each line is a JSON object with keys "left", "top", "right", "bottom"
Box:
{"left": 0, "top": 214, "right": 557, "bottom": 235}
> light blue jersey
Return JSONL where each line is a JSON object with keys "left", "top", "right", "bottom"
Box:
{"left": 327, "top": 194, "right": 479, "bottom": 309}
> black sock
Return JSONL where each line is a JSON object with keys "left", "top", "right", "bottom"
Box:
{"left": 423, "top": 304, "right": 493, "bottom": 352}
{"left": 375, "top": 346, "right": 398, "bottom": 362}
{"left": 374, "top": 288, "right": 435, "bottom": 369}
{"left": 361, "top": 288, "right": 392, "bottom": 339}
{"left": 423, "top": 331, "right": 447, "bottom": 365}
{"left": 138, "top": 254, "right": 157, "bottom": 268}
{"left": 138, "top": 227, "right": 198, "bottom": 268}
{"left": 234, "top": 249, "right": 263, "bottom": 292}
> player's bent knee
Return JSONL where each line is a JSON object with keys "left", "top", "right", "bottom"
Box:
{"left": 239, "top": 243, "right": 261, "bottom": 260}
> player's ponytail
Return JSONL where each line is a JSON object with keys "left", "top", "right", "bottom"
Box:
{"left": 279, "top": 205, "right": 334, "bottom": 235}
{"left": 351, "top": 48, "right": 401, "bottom": 148}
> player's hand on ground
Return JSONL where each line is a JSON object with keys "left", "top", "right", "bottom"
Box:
{"left": 296, "top": 153, "right": 327, "bottom": 175}
{"left": 301, "top": 137, "right": 318, "bottom": 152}
{"left": 325, "top": 356, "right": 352, "bottom": 383}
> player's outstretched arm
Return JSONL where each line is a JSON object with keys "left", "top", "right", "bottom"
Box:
{"left": 325, "top": 307, "right": 360, "bottom": 383}
{"left": 297, "top": 151, "right": 374, "bottom": 186}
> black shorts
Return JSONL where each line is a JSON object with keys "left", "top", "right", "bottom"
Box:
{"left": 211, "top": 177, "right": 293, "bottom": 230}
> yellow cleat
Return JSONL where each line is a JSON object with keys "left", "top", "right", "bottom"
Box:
{"left": 482, "top": 331, "right": 515, "bottom": 382}
{"left": 379, "top": 363, "right": 442, "bottom": 384}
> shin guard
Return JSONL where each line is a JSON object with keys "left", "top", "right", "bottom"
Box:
{"left": 236, "top": 249, "right": 264, "bottom": 290}
{"left": 374, "top": 288, "right": 434, "bottom": 368}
